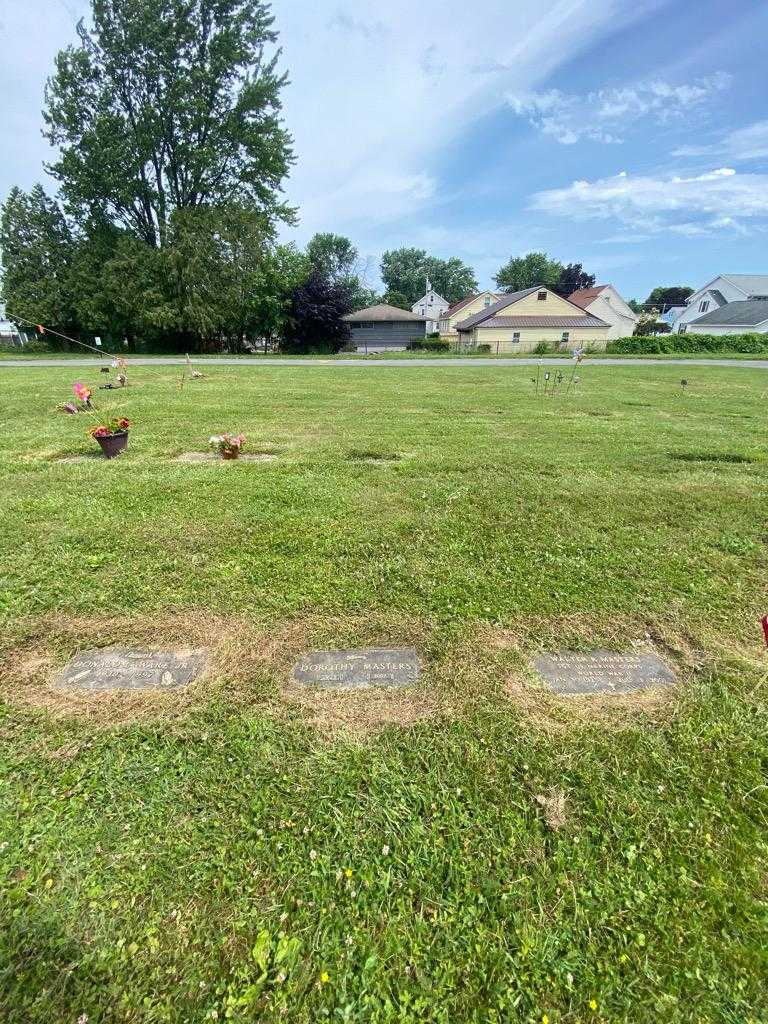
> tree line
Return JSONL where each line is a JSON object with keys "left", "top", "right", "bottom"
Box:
{"left": 0, "top": 0, "right": 692, "bottom": 352}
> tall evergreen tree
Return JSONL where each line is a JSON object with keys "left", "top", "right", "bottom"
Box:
{"left": 0, "top": 185, "right": 76, "bottom": 331}
{"left": 43, "top": 0, "right": 294, "bottom": 246}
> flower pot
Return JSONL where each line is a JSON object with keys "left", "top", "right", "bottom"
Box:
{"left": 221, "top": 448, "right": 239, "bottom": 460}
{"left": 95, "top": 430, "right": 129, "bottom": 459}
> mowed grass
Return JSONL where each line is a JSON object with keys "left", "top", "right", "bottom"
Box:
{"left": 0, "top": 364, "right": 767, "bottom": 1023}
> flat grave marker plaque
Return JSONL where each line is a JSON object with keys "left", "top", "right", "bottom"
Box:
{"left": 56, "top": 647, "right": 208, "bottom": 691}
{"left": 293, "top": 648, "right": 420, "bottom": 691}
{"left": 533, "top": 650, "right": 675, "bottom": 696}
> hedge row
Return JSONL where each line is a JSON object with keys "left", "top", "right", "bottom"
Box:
{"left": 607, "top": 332, "right": 768, "bottom": 354}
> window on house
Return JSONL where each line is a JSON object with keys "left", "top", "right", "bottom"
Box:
{"left": 537, "top": 290, "right": 547, "bottom": 301}
{"left": 561, "top": 331, "right": 570, "bottom": 343}
{"left": 484, "top": 295, "right": 492, "bottom": 306}
{"left": 679, "top": 324, "right": 688, "bottom": 334}
{"left": 420, "top": 307, "right": 426, "bottom": 315}
{"left": 699, "top": 300, "right": 709, "bottom": 313}
{"left": 512, "top": 332, "right": 520, "bottom": 343}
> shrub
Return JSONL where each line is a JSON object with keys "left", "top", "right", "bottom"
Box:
{"left": 476, "top": 343, "right": 492, "bottom": 354}
{"left": 0, "top": 338, "right": 52, "bottom": 354}
{"left": 533, "top": 341, "right": 552, "bottom": 354}
{"left": 607, "top": 332, "right": 768, "bottom": 355}
{"left": 407, "top": 338, "right": 450, "bottom": 352}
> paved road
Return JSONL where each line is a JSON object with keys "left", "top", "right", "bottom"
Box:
{"left": 2, "top": 356, "right": 768, "bottom": 369}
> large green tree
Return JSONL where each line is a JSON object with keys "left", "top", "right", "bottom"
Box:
{"left": 96, "top": 207, "right": 306, "bottom": 350}
{"left": 43, "top": 0, "right": 294, "bottom": 247}
{"left": 380, "top": 248, "right": 478, "bottom": 305}
{"left": 555, "top": 262, "right": 595, "bottom": 298}
{"left": 494, "top": 252, "right": 563, "bottom": 293}
{"left": 645, "top": 286, "right": 694, "bottom": 309}
{"left": 0, "top": 185, "right": 77, "bottom": 332}
{"left": 306, "top": 232, "right": 378, "bottom": 312}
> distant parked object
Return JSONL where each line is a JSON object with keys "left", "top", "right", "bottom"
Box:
{"left": 672, "top": 274, "right": 768, "bottom": 333}
{"left": 411, "top": 279, "right": 449, "bottom": 334}
{"left": 343, "top": 304, "right": 428, "bottom": 352}
{"left": 0, "top": 304, "right": 24, "bottom": 346}
{"left": 568, "top": 284, "right": 639, "bottom": 340}
{"left": 438, "top": 292, "right": 501, "bottom": 339}
{"left": 456, "top": 285, "right": 610, "bottom": 353}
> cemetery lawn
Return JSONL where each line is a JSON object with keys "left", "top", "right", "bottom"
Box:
{"left": 1, "top": 363, "right": 767, "bottom": 1023}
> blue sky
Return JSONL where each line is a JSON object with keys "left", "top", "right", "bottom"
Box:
{"left": 2, "top": 0, "right": 767, "bottom": 301}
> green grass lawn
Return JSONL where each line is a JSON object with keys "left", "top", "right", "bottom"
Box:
{"left": 1, "top": 363, "right": 767, "bottom": 1023}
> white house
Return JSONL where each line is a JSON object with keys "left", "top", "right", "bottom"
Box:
{"left": 672, "top": 275, "right": 768, "bottom": 333}
{"left": 685, "top": 299, "right": 768, "bottom": 335}
{"left": 568, "top": 285, "right": 638, "bottom": 340}
{"left": 411, "top": 279, "right": 449, "bottom": 334}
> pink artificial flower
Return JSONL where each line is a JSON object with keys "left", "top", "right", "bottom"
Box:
{"left": 73, "top": 381, "right": 91, "bottom": 402}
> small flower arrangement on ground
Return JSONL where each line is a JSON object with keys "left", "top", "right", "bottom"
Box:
{"left": 88, "top": 417, "right": 131, "bottom": 459}
{"left": 209, "top": 433, "right": 245, "bottom": 459}
{"left": 60, "top": 381, "right": 93, "bottom": 413}
{"left": 88, "top": 416, "right": 130, "bottom": 438}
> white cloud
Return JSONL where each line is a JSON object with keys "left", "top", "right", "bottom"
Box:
{"left": 275, "top": 0, "right": 668, "bottom": 249}
{"left": 507, "top": 73, "right": 731, "bottom": 144}
{"left": 530, "top": 166, "right": 768, "bottom": 237}
{"left": 674, "top": 119, "right": 768, "bottom": 161}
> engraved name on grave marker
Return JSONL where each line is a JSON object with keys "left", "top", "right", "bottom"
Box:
{"left": 292, "top": 648, "right": 420, "bottom": 690}
{"left": 533, "top": 650, "right": 675, "bottom": 696}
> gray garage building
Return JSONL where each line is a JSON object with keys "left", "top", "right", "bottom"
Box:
{"left": 343, "top": 304, "right": 428, "bottom": 352}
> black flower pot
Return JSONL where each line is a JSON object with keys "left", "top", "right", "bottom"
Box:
{"left": 95, "top": 430, "right": 129, "bottom": 459}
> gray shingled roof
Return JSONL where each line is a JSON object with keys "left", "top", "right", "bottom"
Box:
{"left": 343, "top": 304, "right": 426, "bottom": 322}
{"left": 689, "top": 299, "right": 768, "bottom": 327}
{"left": 721, "top": 274, "right": 768, "bottom": 297}
{"left": 471, "top": 315, "right": 608, "bottom": 330}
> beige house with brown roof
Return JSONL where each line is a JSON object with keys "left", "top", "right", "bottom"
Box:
{"left": 438, "top": 291, "right": 501, "bottom": 339}
{"left": 456, "top": 286, "right": 610, "bottom": 352}
{"left": 568, "top": 284, "right": 638, "bottom": 340}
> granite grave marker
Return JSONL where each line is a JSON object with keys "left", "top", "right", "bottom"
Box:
{"left": 533, "top": 650, "right": 675, "bottom": 696}
{"left": 293, "top": 648, "right": 419, "bottom": 690}
{"left": 56, "top": 647, "right": 208, "bottom": 691}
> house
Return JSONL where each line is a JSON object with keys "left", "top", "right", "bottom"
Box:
{"left": 343, "top": 304, "right": 427, "bottom": 352}
{"left": 456, "top": 286, "right": 610, "bottom": 353}
{"left": 438, "top": 291, "right": 501, "bottom": 340}
{"left": 672, "top": 275, "right": 768, "bottom": 333}
{"left": 568, "top": 284, "right": 638, "bottom": 340}
{"left": 411, "top": 279, "right": 449, "bottom": 334}
{"left": 685, "top": 298, "right": 768, "bottom": 335}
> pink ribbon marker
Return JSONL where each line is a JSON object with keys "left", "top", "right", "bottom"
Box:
{"left": 762, "top": 615, "right": 768, "bottom": 647}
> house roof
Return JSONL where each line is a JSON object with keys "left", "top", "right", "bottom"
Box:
{"left": 720, "top": 274, "right": 768, "bottom": 297}
{"left": 457, "top": 286, "right": 607, "bottom": 331}
{"left": 457, "top": 287, "right": 541, "bottom": 330}
{"left": 470, "top": 315, "right": 609, "bottom": 330}
{"left": 567, "top": 285, "right": 609, "bottom": 308}
{"left": 413, "top": 290, "right": 448, "bottom": 306}
{"left": 443, "top": 292, "right": 500, "bottom": 318}
{"left": 343, "top": 304, "right": 427, "bottom": 322}
{"left": 688, "top": 299, "right": 768, "bottom": 327}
